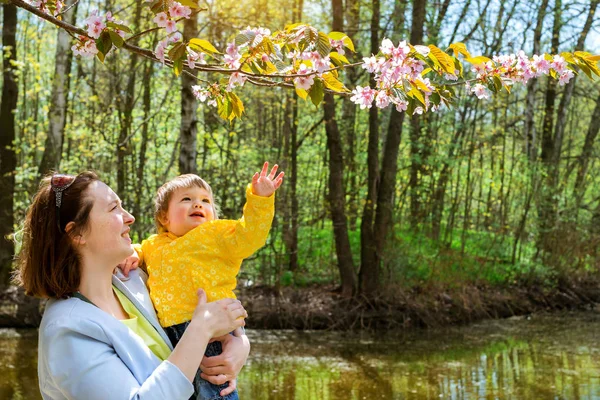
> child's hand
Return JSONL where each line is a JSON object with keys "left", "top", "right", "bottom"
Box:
{"left": 251, "top": 162, "right": 284, "bottom": 197}
{"left": 117, "top": 253, "right": 140, "bottom": 277}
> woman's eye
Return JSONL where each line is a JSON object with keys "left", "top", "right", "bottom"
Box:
{"left": 111, "top": 205, "right": 118, "bottom": 211}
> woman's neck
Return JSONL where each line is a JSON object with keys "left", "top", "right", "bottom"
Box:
{"left": 78, "top": 260, "right": 128, "bottom": 319}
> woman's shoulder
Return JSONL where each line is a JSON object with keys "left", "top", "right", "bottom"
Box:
{"left": 39, "top": 298, "right": 111, "bottom": 346}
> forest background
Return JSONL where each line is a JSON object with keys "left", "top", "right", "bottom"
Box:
{"left": 1, "top": 0, "right": 600, "bottom": 329}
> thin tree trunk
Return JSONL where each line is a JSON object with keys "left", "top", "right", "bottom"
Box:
{"left": 340, "top": 0, "right": 360, "bottom": 229}
{"left": 323, "top": 0, "right": 356, "bottom": 297}
{"left": 408, "top": 0, "right": 427, "bottom": 230}
{"left": 38, "top": 0, "right": 79, "bottom": 176}
{"left": 179, "top": 14, "right": 199, "bottom": 174}
{"left": 573, "top": 91, "right": 600, "bottom": 207}
{"left": 134, "top": 59, "right": 154, "bottom": 240}
{"left": 359, "top": 0, "right": 380, "bottom": 294}
{"left": 537, "top": 0, "right": 561, "bottom": 256}
{"left": 0, "top": 4, "right": 18, "bottom": 285}
{"left": 524, "top": 0, "right": 548, "bottom": 160}
{"left": 117, "top": 0, "right": 143, "bottom": 196}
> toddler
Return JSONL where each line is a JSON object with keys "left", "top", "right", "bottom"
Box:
{"left": 123, "top": 162, "right": 283, "bottom": 399}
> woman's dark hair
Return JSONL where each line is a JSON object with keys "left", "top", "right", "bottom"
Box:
{"left": 14, "top": 171, "right": 100, "bottom": 298}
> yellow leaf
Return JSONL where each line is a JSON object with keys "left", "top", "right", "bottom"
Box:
{"left": 189, "top": 38, "right": 221, "bottom": 55}
{"left": 464, "top": 56, "right": 492, "bottom": 65}
{"left": 448, "top": 42, "right": 471, "bottom": 58}
{"left": 229, "top": 92, "right": 245, "bottom": 118}
{"left": 408, "top": 88, "right": 425, "bottom": 106}
{"left": 295, "top": 87, "right": 308, "bottom": 100}
{"left": 322, "top": 72, "right": 350, "bottom": 92}
{"left": 588, "top": 54, "right": 600, "bottom": 62}
{"left": 413, "top": 79, "right": 431, "bottom": 93}
{"left": 428, "top": 45, "right": 455, "bottom": 74}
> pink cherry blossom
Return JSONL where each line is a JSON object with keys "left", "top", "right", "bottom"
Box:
{"left": 165, "top": 20, "right": 177, "bottom": 34}
{"left": 155, "top": 41, "right": 167, "bottom": 63}
{"left": 313, "top": 56, "right": 331, "bottom": 74}
{"left": 153, "top": 12, "right": 169, "bottom": 28}
{"left": 227, "top": 72, "right": 247, "bottom": 91}
{"left": 551, "top": 55, "right": 567, "bottom": 74}
{"left": 394, "top": 100, "right": 408, "bottom": 112}
{"left": 363, "top": 56, "right": 382, "bottom": 73}
{"left": 471, "top": 83, "right": 490, "bottom": 99}
{"left": 170, "top": 32, "right": 183, "bottom": 43}
{"left": 85, "top": 13, "right": 106, "bottom": 39}
{"left": 380, "top": 38, "right": 394, "bottom": 55}
{"left": 375, "top": 91, "right": 391, "bottom": 108}
{"left": 532, "top": 54, "right": 550, "bottom": 75}
{"left": 350, "top": 86, "right": 375, "bottom": 109}
{"left": 558, "top": 69, "right": 574, "bottom": 86}
{"left": 293, "top": 64, "right": 315, "bottom": 90}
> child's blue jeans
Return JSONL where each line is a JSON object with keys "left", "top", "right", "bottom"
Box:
{"left": 165, "top": 321, "right": 239, "bottom": 400}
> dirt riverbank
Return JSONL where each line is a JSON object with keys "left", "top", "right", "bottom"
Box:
{"left": 2, "top": 279, "right": 599, "bottom": 330}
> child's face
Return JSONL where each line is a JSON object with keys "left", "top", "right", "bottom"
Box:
{"left": 161, "top": 186, "right": 215, "bottom": 236}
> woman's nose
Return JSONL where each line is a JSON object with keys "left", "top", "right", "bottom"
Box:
{"left": 124, "top": 210, "right": 135, "bottom": 224}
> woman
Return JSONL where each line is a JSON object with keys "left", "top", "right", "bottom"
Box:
{"left": 15, "top": 171, "right": 250, "bottom": 399}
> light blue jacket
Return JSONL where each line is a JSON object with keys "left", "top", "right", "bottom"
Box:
{"left": 37, "top": 269, "right": 194, "bottom": 400}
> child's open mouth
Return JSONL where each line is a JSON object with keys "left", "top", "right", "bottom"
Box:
{"left": 190, "top": 211, "right": 205, "bottom": 218}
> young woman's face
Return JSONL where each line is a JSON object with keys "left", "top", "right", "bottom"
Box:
{"left": 79, "top": 181, "right": 135, "bottom": 264}
{"left": 162, "top": 186, "right": 215, "bottom": 237}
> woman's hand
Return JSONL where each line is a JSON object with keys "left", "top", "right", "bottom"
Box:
{"left": 200, "top": 330, "right": 250, "bottom": 396}
{"left": 170, "top": 290, "right": 247, "bottom": 382}
{"left": 190, "top": 290, "right": 247, "bottom": 338}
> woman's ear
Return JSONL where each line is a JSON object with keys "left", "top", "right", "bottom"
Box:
{"left": 65, "top": 222, "right": 86, "bottom": 245}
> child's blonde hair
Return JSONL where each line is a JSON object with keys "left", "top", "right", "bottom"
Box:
{"left": 154, "top": 174, "right": 218, "bottom": 233}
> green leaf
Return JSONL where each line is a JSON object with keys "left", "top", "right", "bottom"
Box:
{"left": 173, "top": 58, "right": 183, "bottom": 76}
{"left": 150, "top": 0, "right": 169, "bottom": 14}
{"left": 168, "top": 42, "right": 187, "bottom": 62}
{"left": 492, "top": 75, "right": 503, "bottom": 92}
{"left": 317, "top": 32, "right": 332, "bottom": 58}
{"left": 106, "top": 22, "right": 132, "bottom": 34}
{"left": 178, "top": 0, "right": 200, "bottom": 8}
{"left": 217, "top": 96, "right": 232, "bottom": 120}
{"left": 109, "top": 31, "right": 124, "bottom": 48}
{"left": 235, "top": 32, "right": 256, "bottom": 47}
{"left": 322, "top": 72, "right": 349, "bottom": 92}
{"left": 329, "top": 52, "right": 349, "bottom": 66}
{"left": 308, "top": 78, "right": 324, "bottom": 107}
{"left": 95, "top": 32, "right": 112, "bottom": 63}
{"left": 189, "top": 38, "right": 221, "bottom": 55}
{"left": 430, "top": 91, "right": 441, "bottom": 106}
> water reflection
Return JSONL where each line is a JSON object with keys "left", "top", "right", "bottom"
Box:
{"left": 2, "top": 312, "right": 600, "bottom": 399}
{"left": 0, "top": 329, "right": 39, "bottom": 400}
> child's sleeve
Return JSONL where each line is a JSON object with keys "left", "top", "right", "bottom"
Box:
{"left": 219, "top": 184, "right": 275, "bottom": 259}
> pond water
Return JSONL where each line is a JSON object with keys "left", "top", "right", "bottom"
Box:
{"left": 1, "top": 311, "right": 600, "bottom": 399}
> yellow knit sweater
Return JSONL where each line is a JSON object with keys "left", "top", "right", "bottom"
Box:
{"left": 135, "top": 186, "right": 274, "bottom": 327}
